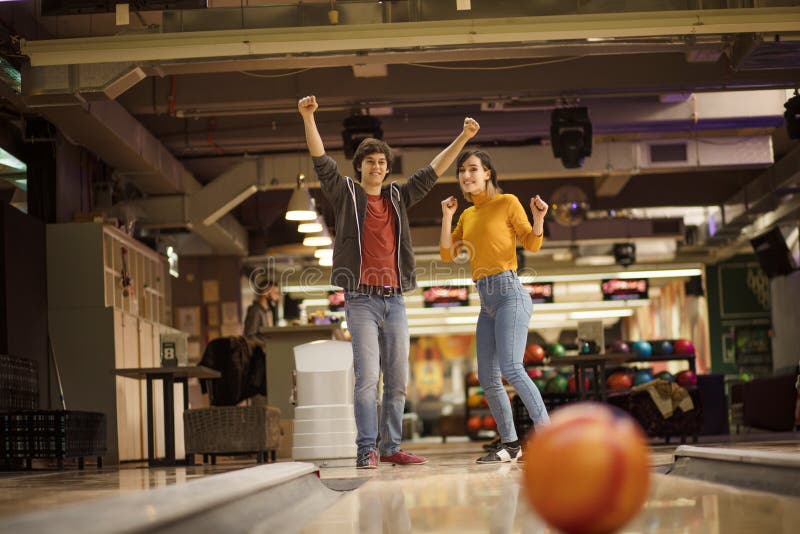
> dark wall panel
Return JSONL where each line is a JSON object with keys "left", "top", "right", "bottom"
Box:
{"left": 0, "top": 203, "right": 49, "bottom": 408}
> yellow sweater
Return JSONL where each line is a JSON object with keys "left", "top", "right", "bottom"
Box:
{"left": 440, "top": 192, "right": 543, "bottom": 280}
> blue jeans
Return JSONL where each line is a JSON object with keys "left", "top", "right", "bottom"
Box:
{"left": 476, "top": 271, "right": 549, "bottom": 443}
{"left": 344, "top": 291, "right": 409, "bottom": 455}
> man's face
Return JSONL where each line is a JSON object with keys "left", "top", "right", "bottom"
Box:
{"left": 358, "top": 152, "right": 389, "bottom": 188}
{"left": 267, "top": 286, "right": 280, "bottom": 302}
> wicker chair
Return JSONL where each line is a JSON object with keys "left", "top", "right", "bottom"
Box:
{"left": 183, "top": 405, "right": 282, "bottom": 464}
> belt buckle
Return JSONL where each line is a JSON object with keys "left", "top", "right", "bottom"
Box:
{"left": 381, "top": 286, "right": 392, "bottom": 296}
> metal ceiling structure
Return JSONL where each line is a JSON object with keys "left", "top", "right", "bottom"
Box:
{"left": 4, "top": 0, "right": 800, "bottom": 264}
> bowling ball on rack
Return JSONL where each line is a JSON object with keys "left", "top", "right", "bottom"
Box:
{"left": 655, "top": 340, "right": 674, "bottom": 356}
{"left": 523, "top": 403, "right": 650, "bottom": 534}
{"left": 632, "top": 369, "right": 654, "bottom": 386}
{"left": 568, "top": 375, "right": 591, "bottom": 393}
{"left": 632, "top": 341, "right": 652, "bottom": 358}
{"left": 654, "top": 371, "right": 675, "bottom": 382}
{"left": 467, "top": 393, "right": 484, "bottom": 408}
{"left": 675, "top": 370, "right": 697, "bottom": 387}
{"left": 548, "top": 343, "right": 567, "bottom": 358}
{"left": 545, "top": 375, "right": 569, "bottom": 393}
{"left": 527, "top": 367, "right": 544, "bottom": 379}
{"left": 610, "top": 340, "right": 631, "bottom": 354}
{"left": 482, "top": 414, "right": 496, "bottom": 430}
{"left": 607, "top": 371, "right": 633, "bottom": 390}
{"left": 673, "top": 339, "right": 695, "bottom": 355}
{"left": 525, "top": 344, "right": 546, "bottom": 364}
{"left": 533, "top": 377, "right": 548, "bottom": 391}
{"left": 467, "top": 416, "right": 483, "bottom": 432}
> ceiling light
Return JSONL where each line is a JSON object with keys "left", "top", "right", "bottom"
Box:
{"left": 569, "top": 309, "right": 633, "bottom": 319}
{"left": 298, "top": 215, "right": 324, "bottom": 233}
{"left": 285, "top": 173, "right": 317, "bottom": 221}
{"left": 318, "top": 257, "right": 333, "bottom": 267}
{"left": 314, "top": 248, "right": 334, "bottom": 259}
{"left": 303, "top": 219, "right": 333, "bottom": 247}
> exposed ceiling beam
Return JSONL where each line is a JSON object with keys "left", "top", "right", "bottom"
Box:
{"left": 20, "top": 8, "right": 800, "bottom": 66}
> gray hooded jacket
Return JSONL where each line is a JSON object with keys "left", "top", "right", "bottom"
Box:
{"left": 312, "top": 154, "right": 439, "bottom": 293}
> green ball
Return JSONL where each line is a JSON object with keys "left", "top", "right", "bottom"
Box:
{"left": 548, "top": 343, "right": 567, "bottom": 358}
{"left": 545, "top": 375, "right": 568, "bottom": 393}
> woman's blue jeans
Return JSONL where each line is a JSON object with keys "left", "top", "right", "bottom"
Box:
{"left": 475, "top": 271, "right": 550, "bottom": 443}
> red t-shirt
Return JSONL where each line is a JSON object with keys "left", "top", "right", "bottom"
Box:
{"left": 361, "top": 194, "right": 399, "bottom": 288}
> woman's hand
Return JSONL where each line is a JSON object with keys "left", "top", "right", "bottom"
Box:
{"left": 442, "top": 196, "right": 458, "bottom": 217}
{"left": 530, "top": 195, "right": 548, "bottom": 221}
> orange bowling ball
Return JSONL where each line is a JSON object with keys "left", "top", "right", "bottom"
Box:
{"left": 482, "top": 414, "right": 496, "bottom": 430}
{"left": 523, "top": 403, "right": 650, "bottom": 534}
{"left": 524, "top": 344, "right": 546, "bottom": 364}
{"left": 467, "top": 416, "right": 483, "bottom": 432}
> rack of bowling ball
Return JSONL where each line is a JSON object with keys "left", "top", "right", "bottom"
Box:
{"left": 464, "top": 338, "right": 696, "bottom": 440}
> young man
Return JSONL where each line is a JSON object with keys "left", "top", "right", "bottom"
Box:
{"left": 299, "top": 95, "right": 479, "bottom": 468}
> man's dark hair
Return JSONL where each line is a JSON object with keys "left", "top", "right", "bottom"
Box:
{"left": 352, "top": 138, "right": 393, "bottom": 182}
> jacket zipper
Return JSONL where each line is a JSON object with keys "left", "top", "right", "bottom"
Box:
{"left": 346, "top": 177, "right": 363, "bottom": 287}
{"left": 390, "top": 183, "right": 402, "bottom": 291}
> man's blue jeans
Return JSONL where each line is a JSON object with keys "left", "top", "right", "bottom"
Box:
{"left": 476, "top": 270, "right": 550, "bottom": 443}
{"left": 344, "top": 291, "right": 409, "bottom": 455}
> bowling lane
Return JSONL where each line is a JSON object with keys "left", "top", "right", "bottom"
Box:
{"left": 305, "top": 466, "right": 800, "bottom": 533}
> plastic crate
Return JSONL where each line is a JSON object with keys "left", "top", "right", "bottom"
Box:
{"left": 0, "top": 410, "right": 106, "bottom": 468}
{"left": 0, "top": 354, "right": 38, "bottom": 411}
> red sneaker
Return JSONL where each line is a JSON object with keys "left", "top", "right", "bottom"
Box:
{"left": 379, "top": 450, "right": 428, "bottom": 465}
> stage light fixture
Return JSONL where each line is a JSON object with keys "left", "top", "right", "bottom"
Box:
{"left": 342, "top": 114, "right": 383, "bottom": 159}
{"left": 550, "top": 106, "right": 593, "bottom": 168}
{"left": 613, "top": 243, "right": 636, "bottom": 267}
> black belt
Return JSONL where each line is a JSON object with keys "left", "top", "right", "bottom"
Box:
{"left": 357, "top": 285, "right": 401, "bottom": 297}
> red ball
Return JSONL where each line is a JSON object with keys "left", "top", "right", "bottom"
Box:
{"left": 673, "top": 339, "right": 695, "bottom": 355}
{"left": 607, "top": 372, "right": 633, "bottom": 390}
{"left": 482, "top": 415, "right": 496, "bottom": 430}
{"left": 610, "top": 340, "right": 631, "bottom": 354}
{"left": 527, "top": 367, "right": 544, "bottom": 379}
{"left": 675, "top": 370, "right": 697, "bottom": 387}
{"left": 523, "top": 403, "right": 650, "bottom": 534}
{"left": 467, "top": 416, "right": 483, "bottom": 432}
{"left": 568, "top": 375, "right": 591, "bottom": 393}
{"left": 524, "top": 344, "right": 546, "bottom": 364}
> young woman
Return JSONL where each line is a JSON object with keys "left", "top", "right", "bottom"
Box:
{"left": 440, "top": 150, "right": 550, "bottom": 463}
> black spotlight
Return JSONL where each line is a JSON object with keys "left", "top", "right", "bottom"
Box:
{"left": 613, "top": 243, "right": 636, "bottom": 267}
{"left": 342, "top": 115, "right": 383, "bottom": 159}
{"left": 550, "top": 107, "right": 593, "bottom": 168}
{"left": 784, "top": 90, "right": 800, "bottom": 140}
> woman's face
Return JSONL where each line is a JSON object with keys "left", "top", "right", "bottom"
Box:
{"left": 458, "top": 155, "right": 492, "bottom": 196}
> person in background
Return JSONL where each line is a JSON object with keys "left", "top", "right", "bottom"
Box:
{"left": 299, "top": 94, "right": 479, "bottom": 469}
{"left": 440, "top": 149, "right": 550, "bottom": 463}
{"left": 244, "top": 280, "right": 280, "bottom": 337}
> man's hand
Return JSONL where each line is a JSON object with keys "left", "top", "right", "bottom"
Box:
{"left": 463, "top": 117, "right": 480, "bottom": 139}
{"left": 442, "top": 196, "right": 458, "bottom": 218}
{"left": 298, "top": 95, "right": 318, "bottom": 118}
{"left": 530, "top": 195, "right": 549, "bottom": 221}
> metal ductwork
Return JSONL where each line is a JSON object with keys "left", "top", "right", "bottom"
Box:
{"left": 22, "top": 63, "right": 249, "bottom": 255}
{"left": 701, "top": 142, "right": 800, "bottom": 259}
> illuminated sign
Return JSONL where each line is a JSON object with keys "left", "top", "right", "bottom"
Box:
{"left": 601, "top": 278, "right": 648, "bottom": 301}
